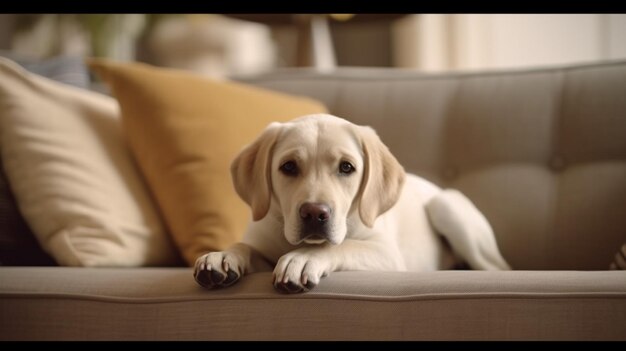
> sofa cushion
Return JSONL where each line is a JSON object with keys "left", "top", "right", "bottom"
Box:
{"left": 0, "top": 57, "right": 180, "bottom": 267}
{"left": 0, "top": 268, "right": 624, "bottom": 340}
{"left": 88, "top": 59, "right": 328, "bottom": 266}
{"left": 0, "top": 52, "right": 91, "bottom": 266}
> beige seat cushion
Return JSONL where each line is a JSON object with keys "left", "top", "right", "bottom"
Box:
{"left": 1, "top": 267, "right": 625, "bottom": 340}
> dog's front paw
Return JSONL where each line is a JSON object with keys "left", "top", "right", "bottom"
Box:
{"left": 194, "top": 252, "right": 242, "bottom": 289}
{"left": 273, "top": 251, "right": 329, "bottom": 293}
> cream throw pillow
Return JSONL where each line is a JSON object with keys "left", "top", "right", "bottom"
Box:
{"left": 0, "top": 57, "right": 179, "bottom": 266}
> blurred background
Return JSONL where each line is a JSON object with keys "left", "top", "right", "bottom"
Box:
{"left": 1, "top": 14, "right": 625, "bottom": 77}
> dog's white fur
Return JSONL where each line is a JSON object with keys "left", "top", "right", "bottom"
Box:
{"left": 194, "top": 114, "right": 510, "bottom": 293}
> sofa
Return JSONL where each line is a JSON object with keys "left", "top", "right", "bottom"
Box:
{"left": 1, "top": 59, "right": 625, "bottom": 340}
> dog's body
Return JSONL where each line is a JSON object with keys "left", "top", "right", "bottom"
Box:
{"left": 195, "top": 114, "right": 510, "bottom": 293}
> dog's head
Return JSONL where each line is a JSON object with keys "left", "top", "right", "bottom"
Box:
{"left": 231, "top": 114, "right": 405, "bottom": 246}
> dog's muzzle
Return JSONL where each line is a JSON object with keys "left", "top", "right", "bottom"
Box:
{"left": 299, "top": 202, "right": 331, "bottom": 242}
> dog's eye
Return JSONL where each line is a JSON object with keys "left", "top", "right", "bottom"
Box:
{"left": 279, "top": 161, "right": 299, "bottom": 176}
{"left": 339, "top": 161, "right": 355, "bottom": 175}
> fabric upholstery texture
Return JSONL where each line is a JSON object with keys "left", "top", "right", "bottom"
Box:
{"left": 88, "top": 58, "right": 328, "bottom": 265}
{"left": 0, "top": 57, "right": 179, "bottom": 267}
{"left": 0, "top": 267, "right": 624, "bottom": 340}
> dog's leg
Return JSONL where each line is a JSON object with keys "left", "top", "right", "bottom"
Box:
{"left": 273, "top": 239, "right": 403, "bottom": 293}
{"left": 194, "top": 242, "right": 272, "bottom": 289}
{"left": 425, "top": 189, "right": 511, "bottom": 270}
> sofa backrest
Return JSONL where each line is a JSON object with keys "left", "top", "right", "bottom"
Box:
{"left": 239, "top": 61, "right": 626, "bottom": 270}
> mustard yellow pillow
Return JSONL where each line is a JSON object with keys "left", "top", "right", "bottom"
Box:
{"left": 88, "top": 59, "right": 328, "bottom": 265}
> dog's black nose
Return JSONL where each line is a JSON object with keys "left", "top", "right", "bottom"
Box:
{"left": 299, "top": 202, "right": 331, "bottom": 223}
{"left": 299, "top": 203, "right": 332, "bottom": 242}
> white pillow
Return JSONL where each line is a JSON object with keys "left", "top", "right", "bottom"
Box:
{"left": 0, "top": 57, "right": 179, "bottom": 266}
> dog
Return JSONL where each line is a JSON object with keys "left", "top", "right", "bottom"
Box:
{"left": 194, "top": 114, "right": 511, "bottom": 293}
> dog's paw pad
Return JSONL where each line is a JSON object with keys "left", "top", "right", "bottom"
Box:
{"left": 194, "top": 268, "right": 242, "bottom": 289}
{"left": 274, "top": 280, "right": 304, "bottom": 294}
{"left": 222, "top": 269, "right": 241, "bottom": 286}
{"left": 210, "top": 270, "right": 225, "bottom": 284}
{"left": 194, "top": 269, "right": 216, "bottom": 289}
{"left": 194, "top": 252, "right": 243, "bottom": 289}
{"left": 304, "top": 280, "right": 317, "bottom": 291}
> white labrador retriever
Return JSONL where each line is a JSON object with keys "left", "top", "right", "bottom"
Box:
{"left": 194, "top": 114, "right": 510, "bottom": 293}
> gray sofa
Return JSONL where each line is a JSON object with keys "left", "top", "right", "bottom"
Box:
{"left": 1, "top": 60, "right": 626, "bottom": 340}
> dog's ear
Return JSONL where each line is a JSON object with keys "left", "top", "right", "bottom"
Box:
{"left": 231, "top": 122, "right": 282, "bottom": 221}
{"left": 356, "top": 126, "right": 406, "bottom": 227}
